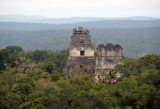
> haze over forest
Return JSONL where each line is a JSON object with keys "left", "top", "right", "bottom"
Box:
{"left": 0, "top": 15, "right": 160, "bottom": 58}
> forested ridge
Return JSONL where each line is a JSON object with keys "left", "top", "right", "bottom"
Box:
{"left": 0, "top": 21, "right": 160, "bottom": 58}
{"left": 0, "top": 46, "right": 160, "bottom": 109}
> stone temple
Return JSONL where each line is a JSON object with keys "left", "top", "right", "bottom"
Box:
{"left": 63, "top": 27, "right": 123, "bottom": 73}
{"left": 96, "top": 43, "right": 123, "bottom": 73}
{"left": 63, "top": 27, "right": 95, "bottom": 73}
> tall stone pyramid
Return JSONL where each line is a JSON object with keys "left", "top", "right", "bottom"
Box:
{"left": 63, "top": 27, "right": 95, "bottom": 73}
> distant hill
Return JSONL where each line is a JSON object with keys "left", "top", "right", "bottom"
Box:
{"left": 0, "top": 14, "right": 159, "bottom": 24}
{"left": 0, "top": 20, "right": 160, "bottom": 31}
{"left": 56, "top": 20, "right": 160, "bottom": 29}
{"left": 128, "top": 16, "right": 160, "bottom": 20}
{"left": 0, "top": 20, "right": 160, "bottom": 58}
{"left": 0, "top": 14, "right": 47, "bottom": 21}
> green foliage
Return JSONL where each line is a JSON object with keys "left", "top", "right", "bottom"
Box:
{"left": 0, "top": 49, "right": 18, "bottom": 70}
{"left": 26, "top": 49, "right": 68, "bottom": 73}
{"left": 0, "top": 47, "right": 159, "bottom": 109}
{"left": 42, "top": 62, "right": 56, "bottom": 73}
{"left": 5, "top": 45, "right": 23, "bottom": 54}
{"left": 139, "top": 54, "right": 160, "bottom": 70}
{"left": 28, "top": 49, "right": 51, "bottom": 62}
{"left": 51, "top": 73, "right": 64, "bottom": 81}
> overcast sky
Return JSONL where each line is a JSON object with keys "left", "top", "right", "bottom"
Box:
{"left": 0, "top": 0, "right": 160, "bottom": 18}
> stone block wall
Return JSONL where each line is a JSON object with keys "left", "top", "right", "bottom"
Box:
{"left": 96, "top": 43, "right": 123, "bottom": 72}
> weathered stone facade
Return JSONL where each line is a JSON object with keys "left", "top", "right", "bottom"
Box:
{"left": 64, "top": 27, "right": 123, "bottom": 73}
{"left": 96, "top": 43, "right": 123, "bottom": 73}
{"left": 63, "top": 27, "right": 95, "bottom": 73}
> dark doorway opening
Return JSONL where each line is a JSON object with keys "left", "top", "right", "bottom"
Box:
{"left": 80, "top": 51, "right": 85, "bottom": 56}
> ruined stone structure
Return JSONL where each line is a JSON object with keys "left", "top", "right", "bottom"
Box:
{"left": 96, "top": 43, "right": 123, "bottom": 73}
{"left": 63, "top": 27, "right": 95, "bottom": 73}
{"left": 64, "top": 27, "right": 123, "bottom": 73}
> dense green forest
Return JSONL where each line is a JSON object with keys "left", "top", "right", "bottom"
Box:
{"left": 0, "top": 21, "right": 160, "bottom": 58}
{"left": 0, "top": 45, "right": 160, "bottom": 109}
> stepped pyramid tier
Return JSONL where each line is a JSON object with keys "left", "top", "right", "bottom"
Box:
{"left": 63, "top": 27, "right": 95, "bottom": 73}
